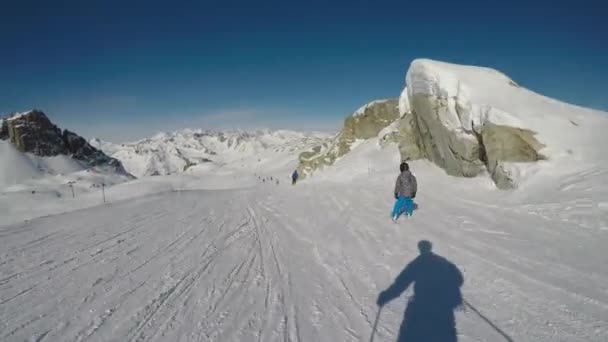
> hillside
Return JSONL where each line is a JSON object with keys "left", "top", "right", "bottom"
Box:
{"left": 0, "top": 111, "right": 132, "bottom": 193}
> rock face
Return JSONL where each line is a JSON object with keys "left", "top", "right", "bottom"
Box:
{"left": 479, "top": 124, "right": 545, "bottom": 188}
{"left": 394, "top": 111, "right": 425, "bottom": 161}
{"left": 1, "top": 110, "right": 130, "bottom": 174}
{"left": 403, "top": 60, "right": 546, "bottom": 188}
{"left": 408, "top": 93, "right": 487, "bottom": 177}
{"left": 1, "top": 110, "right": 66, "bottom": 156}
{"left": 298, "top": 99, "right": 399, "bottom": 176}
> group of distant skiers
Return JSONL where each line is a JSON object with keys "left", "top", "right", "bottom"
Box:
{"left": 255, "top": 170, "right": 300, "bottom": 186}
{"left": 256, "top": 175, "right": 280, "bottom": 185}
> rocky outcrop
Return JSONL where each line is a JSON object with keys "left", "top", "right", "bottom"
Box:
{"left": 298, "top": 99, "right": 399, "bottom": 176}
{"left": 62, "top": 129, "right": 126, "bottom": 169}
{"left": 298, "top": 59, "right": 551, "bottom": 189}
{"left": 400, "top": 59, "right": 546, "bottom": 188}
{"left": 394, "top": 112, "right": 425, "bottom": 161}
{"left": 1, "top": 110, "right": 131, "bottom": 174}
{"left": 479, "top": 124, "right": 545, "bottom": 188}
{"left": 1, "top": 110, "right": 66, "bottom": 156}
{"left": 408, "top": 93, "right": 487, "bottom": 177}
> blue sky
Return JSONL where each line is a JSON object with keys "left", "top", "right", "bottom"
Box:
{"left": 1, "top": 0, "right": 606, "bottom": 141}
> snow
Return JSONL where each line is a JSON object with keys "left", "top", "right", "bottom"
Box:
{"left": 4, "top": 110, "right": 34, "bottom": 121}
{"left": 353, "top": 99, "right": 393, "bottom": 117}
{"left": 2, "top": 138, "right": 607, "bottom": 341}
{"left": 0, "top": 141, "right": 89, "bottom": 188}
{"left": 0, "top": 141, "right": 42, "bottom": 187}
{"left": 378, "top": 121, "right": 400, "bottom": 142}
{"left": 0, "top": 140, "right": 133, "bottom": 224}
{"left": 89, "top": 138, "right": 122, "bottom": 155}
{"left": 92, "top": 129, "right": 328, "bottom": 178}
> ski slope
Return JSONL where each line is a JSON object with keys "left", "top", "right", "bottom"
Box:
{"left": 2, "top": 141, "right": 607, "bottom": 342}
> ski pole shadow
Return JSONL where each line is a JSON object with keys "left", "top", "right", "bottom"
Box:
{"left": 463, "top": 299, "right": 514, "bottom": 342}
{"left": 376, "top": 240, "right": 463, "bottom": 342}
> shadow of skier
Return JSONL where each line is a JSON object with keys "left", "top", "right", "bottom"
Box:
{"left": 377, "top": 240, "right": 464, "bottom": 342}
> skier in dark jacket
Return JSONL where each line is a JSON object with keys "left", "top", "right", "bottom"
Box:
{"left": 392, "top": 162, "right": 417, "bottom": 221}
{"left": 292, "top": 170, "right": 299, "bottom": 185}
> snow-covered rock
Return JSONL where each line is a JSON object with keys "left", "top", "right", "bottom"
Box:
{"left": 401, "top": 59, "right": 608, "bottom": 188}
{"left": 353, "top": 99, "right": 393, "bottom": 117}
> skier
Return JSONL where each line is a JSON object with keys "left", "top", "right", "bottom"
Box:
{"left": 292, "top": 169, "right": 299, "bottom": 185}
{"left": 392, "top": 162, "right": 417, "bottom": 221}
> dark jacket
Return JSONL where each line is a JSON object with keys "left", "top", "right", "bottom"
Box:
{"left": 394, "top": 170, "right": 417, "bottom": 198}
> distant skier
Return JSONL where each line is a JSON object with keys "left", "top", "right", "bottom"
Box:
{"left": 292, "top": 170, "right": 299, "bottom": 185}
{"left": 392, "top": 162, "right": 417, "bottom": 221}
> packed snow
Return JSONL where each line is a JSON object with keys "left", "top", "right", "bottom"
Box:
{"left": 2, "top": 137, "right": 608, "bottom": 341}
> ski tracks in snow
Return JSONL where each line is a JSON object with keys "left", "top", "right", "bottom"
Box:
{"left": 1, "top": 185, "right": 608, "bottom": 341}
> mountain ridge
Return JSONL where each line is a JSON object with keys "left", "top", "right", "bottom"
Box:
{"left": 91, "top": 128, "right": 330, "bottom": 178}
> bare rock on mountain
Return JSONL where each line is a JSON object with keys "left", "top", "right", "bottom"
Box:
{"left": 479, "top": 123, "right": 545, "bottom": 188}
{"left": 403, "top": 59, "right": 547, "bottom": 188}
{"left": 298, "top": 99, "right": 399, "bottom": 176}
{"left": 1, "top": 110, "right": 130, "bottom": 175}
{"left": 1, "top": 110, "right": 67, "bottom": 156}
{"left": 394, "top": 111, "right": 425, "bottom": 162}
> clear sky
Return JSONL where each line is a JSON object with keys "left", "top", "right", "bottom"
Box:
{"left": 1, "top": 0, "right": 606, "bottom": 141}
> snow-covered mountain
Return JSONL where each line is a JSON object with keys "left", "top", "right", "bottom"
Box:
{"left": 92, "top": 129, "right": 330, "bottom": 178}
{"left": 0, "top": 110, "right": 132, "bottom": 193}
